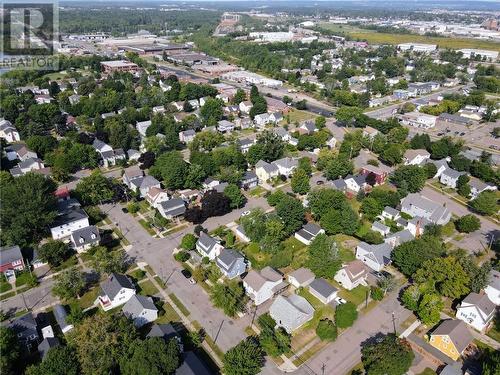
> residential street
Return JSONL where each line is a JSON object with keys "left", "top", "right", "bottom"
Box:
{"left": 1, "top": 279, "right": 56, "bottom": 316}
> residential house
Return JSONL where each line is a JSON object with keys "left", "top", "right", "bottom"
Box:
{"left": 400, "top": 193, "right": 451, "bottom": 225}
{"left": 287, "top": 268, "right": 315, "bottom": 288}
{"left": 8, "top": 313, "right": 39, "bottom": 349}
{"left": 0, "top": 119, "right": 20, "bottom": 143}
{"left": 440, "top": 168, "right": 465, "bottom": 189}
{"left": 152, "top": 105, "right": 166, "bottom": 114}
{"left": 385, "top": 229, "right": 414, "bottom": 248}
{"left": 93, "top": 139, "right": 125, "bottom": 167}
{"left": 38, "top": 337, "right": 60, "bottom": 359}
{"left": 235, "top": 225, "right": 251, "bottom": 243}
{"left": 217, "top": 120, "right": 235, "bottom": 133}
{"left": 404, "top": 149, "right": 431, "bottom": 165}
{"left": 123, "top": 295, "right": 158, "bottom": 328}
{"left": 294, "top": 223, "right": 325, "bottom": 245}
{"left": 308, "top": 278, "right": 338, "bottom": 304}
{"left": 344, "top": 174, "right": 367, "bottom": 193}
{"left": 469, "top": 177, "right": 497, "bottom": 199}
{"left": 130, "top": 175, "right": 161, "bottom": 198}
{"left": 326, "top": 136, "right": 337, "bottom": 149}
{"left": 485, "top": 270, "right": 500, "bottom": 305}
{"left": 97, "top": 273, "right": 136, "bottom": 311}
{"left": 437, "top": 113, "right": 474, "bottom": 128}
{"left": 10, "top": 157, "right": 46, "bottom": 177}
{"left": 123, "top": 164, "right": 146, "bottom": 187}
{"left": 355, "top": 242, "right": 392, "bottom": 272}
{"left": 243, "top": 267, "right": 286, "bottom": 305}
{"left": 334, "top": 260, "right": 368, "bottom": 291}
{"left": 146, "top": 187, "right": 170, "bottom": 209}
{"left": 240, "top": 171, "right": 258, "bottom": 190}
{"left": 330, "top": 178, "right": 347, "bottom": 192}
{"left": 239, "top": 101, "right": 253, "bottom": 114}
{"left": 381, "top": 206, "right": 400, "bottom": 221}
{"left": 50, "top": 205, "right": 89, "bottom": 240}
{"left": 179, "top": 129, "right": 196, "bottom": 143}
{"left": 429, "top": 320, "right": 473, "bottom": 361}
{"left": 269, "top": 295, "right": 314, "bottom": 333}
{"left": 53, "top": 304, "right": 74, "bottom": 334}
{"left": 360, "top": 165, "right": 388, "bottom": 185}
{"left": 215, "top": 249, "right": 246, "bottom": 279}
{"left": 5, "top": 144, "right": 37, "bottom": 161}
{"left": 272, "top": 127, "right": 291, "bottom": 142}
{"left": 456, "top": 292, "right": 496, "bottom": 332}
{"left": 371, "top": 221, "right": 390, "bottom": 236}
{"left": 255, "top": 160, "right": 279, "bottom": 182}
{"left": 398, "top": 112, "right": 437, "bottom": 129}
{"left": 136, "top": 120, "right": 152, "bottom": 137}
{"left": 237, "top": 139, "right": 255, "bottom": 154}
{"left": 0, "top": 245, "right": 25, "bottom": 275}
{"left": 158, "top": 198, "right": 186, "bottom": 219}
{"left": 406, "top": 216, "right": 431, "bottom": 237}
{"left": 299, "top": 121, "right": 317, "bottom": 134}
{"left": 70, "top": 225, "right": 100, "bottom": 253}
{"left": 211, "top": 182, "right": 229, "bottom": 193}
{"left": 202, "top": 177, "right": 220, "bottom": 192}
{"left": 426, "top": 159, "right": 449, "bottom": 179}
{"left": 196, "top": 232, "right": 224, "bottom": 260}
{"left": 176, "top": 351, "right": 212, "bottom": 375}
{"left": 127, "top": 149, "right": 141, "bottom": 162}
{"left": 362, "top": 126, "right": 379, "bottom": 139}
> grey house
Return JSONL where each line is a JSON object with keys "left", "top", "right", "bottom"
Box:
{"left": 122, "top": 295, "right": 158, "bottom": 328}
{"left": 176, "top": 351, "right": 213, "bottom": 375}
{"left": 53, "top": 304, "right": 74, "bottom": 334}
{"left": 308, "top": 278, "right": 338, "bottom": 304}
{"left": 70, "top": 225, "right": 100, "bottom": 253}
{"left": 216, "top": 249, "right": 246, "bottom": 279}
{"left": 8, "top": 312, "right": 39, "bottom": 348}
{"left": 38, "top": 337, "right": 60, "bottom": 359}
{"left": 148, "top": 323, "right": 183, "bottom": 351}
{"left": 241, "top": 171, "right": 258, "bottom": 190}
{"left": 159, "top": 198, "right": 186, "bottom": 219}
{"left": 269, "top": 295, "right": 315, "bottom": 333}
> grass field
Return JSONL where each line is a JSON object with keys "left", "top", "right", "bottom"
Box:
{"left": 319, "top": 23, "right": 500, "bottom": 51}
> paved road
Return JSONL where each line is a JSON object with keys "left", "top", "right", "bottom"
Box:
{"left": 1, "top": 279, "right": 56, "bottom": 315}
{"left": 102, "top": 195, "right": 271, "bottom": 352}
{"left": 304, "top": 287, "right": 412, "bottom": 375}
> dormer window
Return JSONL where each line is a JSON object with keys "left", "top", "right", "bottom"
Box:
{"left": 79, "top": 238, "right": 84, "bottom": 244}
{"left": 91, "top": 233, "right": 96, "bottom": 239}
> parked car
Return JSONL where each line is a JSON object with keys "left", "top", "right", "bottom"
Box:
{"left": 121, "top": 207, "right": 128, "bottom": 213}
{"left": 316, "top": 180, "right": 325, "bottom": 185}
{"left": 181, "top": 269, "right": 192, "bottom": 279}
{"left": 241, "top": 210, "right": 251, "bottom": 217}
{"left": 335, "top": 297, "right": 347, "bottom": 305}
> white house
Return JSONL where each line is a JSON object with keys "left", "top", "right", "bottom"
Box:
{"left": 440, "top": 168, "right": 465, "bottom": 189}
{"left": 381, "top": 206, "right": 400, "bottom": 221}
{"left": 400, "top": 193, "right": 451, "bottom": 225}
{"left": 404, "top": 149, "right": 430, "bottom": 166}
{"left": 50, "top": 207, "right": 90, "bottom": 240}
{"left": 145, "top": 187, "right": 170, "bottom": 209}
{"left": 123, "top": 165, "right": 144, "bottom": 189}
{"left": 179, "top": 129, "right": 196, "bottom": 143}
{"left": 235, "top": 225, "right": 251, "bottom": 243}
{"left": 97, "top": 273, "right": 136, "bottom": 311}
{"left": 136, "top": 120, "right": 152, "bottom": 137}
{"left": 122, "top": 295, "right": 158, "bottom": 328}
{"left": 456, "top": 292, "right": 496, "bottom": 332}
{"left": 355, "top": 242, "right": 392, "bottom": 272}
{"left": 269, "top": 295, "right": 314, "bottom": 333}
{"left": 287, "top": 268, "right": 315, "bottom": 288}
{"left": 426, "top": 159, "right": 449, "bottom": 179}
{"left": 363, "top": 126, "right": 379, "bottom": 139}
{"left": 243, "top": 267, "right": 286, "bottom": 306}
{"left": 0, "top": 119, "right": 20, "bottom": 143}
{"left": 130, "top": 175, "right": 161, "bottom": 198}
{"left": 272, "top": 157, "right": 298, "bottom": 177}
{"left": 469, "top": 178, "right": 497, "bottom": 199}
{"left": 239, "top": 101, "right": 253, "bottom": 114}
{"left": 399, "top": 112, "right": 437, "bottom": 129}
{"left": 485, "top": 270, "right": 500, "bottom": 305}
{"left": 196, "top": 232, "right": 224, "bottom": 260}
{"left": 344, "top": 175, "right": 367, "bottom": 193}
{"left": 294, "top": 223, "right": 324, "bottom": 245}
{"left": 371, "top": 221, "right": 390, "bottom": 237}
{"left": 255, "top": 160, "right": 279, "bottom": 182}
{"left": 334, "top": 260, "right": 368, "bottom": 291}
{"left": 70, "top": 225, "right": 100, "bottom": 253}
{"left": 308, "top": 278, "right": 338, "bottom": 304}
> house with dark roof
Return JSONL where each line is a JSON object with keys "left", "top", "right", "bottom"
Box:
{"left": 456, "top": 292, "right": 496, "bottom": 332}
{"left": 429, "top": 320, "right": 473, "bottom": 361}
{"left": 38, "top": 337, "right": 60, "bottom": 359}
{"left": 97, "top": 273, "right": 136, "bottom": 311}
{"left": 130, "top": 175, "right": 161, "bottom": 198}
{"left": 158, "top": 198, "right": 186, "bottom": 220}
{"left": 344, "top": 174, "right": 367, "bottom": 193}
{"left": 308, "top": 278, "right": 338, "bottom": 304}
{"left": 215, "top": 249, "right": 246, "bottom": 279}
{"left": 0, "top": 245, "right": 25, "bottom": 275}
{"left": 8, "top": 313, "right": 39, "bottom": 349}
{"left": 123, "top": 165, "right": 144, "bottom": 188}
{"left": 122, "top": 295, "right": 158, "bottom": 327}
{"left": 241, "top": 171, "right": 258, "bottom": 190}
{"left": 50, "top": 206, "right": 90, "bottom": 240}
{"left": 334, "top": 260, "right": 368, "bottom": 290}
{"left": 269, "top": 295, "right": 314, "bottom": 333}
{"left": 294, "top": 223, "right": 324, "bottom": 245}
{"left": 355, "top": 242, "right": 392, "bottom": 271}
{"left": 384, "top": 229, "right": 414, "bottom": 249}
{"left": 330, "top": 178, "right": 347, "bottom": 192}
{"left": 196, "top": 232, "right": 224, "bottom": 260}
{"left": 176, "top": 351, "right": 213, "bottom": 375}
{"left": 148, "top": 323, "right": 184, "bottom": 351}
{"left": 70, "top": 225, "right": 100, "bottom": 253}
{"left": 53, "top": 304, "right": 74, "bottom": 334}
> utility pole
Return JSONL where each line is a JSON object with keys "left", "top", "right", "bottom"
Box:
{"left": 391, "top": 312, "right": 397, "bottom": 335}
{"left": 214, "top": 319, "right": 224, "bottom": 344}
{"left": 365, "top": 289, "right": 369, "bottom": 309}
{"left": 321, "top": 363, "right": 326, "bottom": 375}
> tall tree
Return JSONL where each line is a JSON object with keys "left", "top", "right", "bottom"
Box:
{"left": 75, "top": 171, "right": 116, "bottom": 206}
{"left": 52, "top": 268, "right": 86, "bottom": 300}
{"left": 26, "top": 346, "right": 80, "bottom": 375}
{"left": 0, "top": 327, "right": 20, "bottom": 375}
{"left": 361, "top": 334, "right": 414, "bottom": 375}
{"left": 120, "top": 337, "right": 180, "bottom": 375}
{"left": 223, "top": 338, "right": 264, "bottom": 375}
{"left": 307, "top": 234, "right": 342, "bottom": 278}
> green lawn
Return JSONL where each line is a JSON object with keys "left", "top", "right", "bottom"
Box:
{"left": 487, "top": 325, "right": 500, "bottom": 343}
{"left": 53, "top": 256, "right": 78, "bottom": 272}
{"left": 78, "top": 287, "right": 100, "bottom": 309}
{"left": 0, "top": 291, "right": 16, "bottom": 301}
{"left": 337, "top": 284, "right": 370, "bottom": 306}
{"left": 297, "top": 288, "right": 335, "bottom": 330}
{"left": 0, "top": 279, "right": 12, "bottom": 293}
{"left": 15, "top": 272, "right": 36, "bottom": 288}
{"left": 339, "top": 247, "right": 355, "bottom": 263}
{"left": 137, "top": 280, "right": 159, "bottom": 296}
{"left": 138, "top": 219, "right": 156, "bottom": 236}
{"left": 282, "top": 109, "right": 317, "bottom": 126}
{"left": 417, "top": 369, "right": 437, "bottom": 375}
{"left": 155, "top": 302, "right": 181, "bottom": 324}
{"left": 238, "top": 242, "right": 272, "bottom": 270}
{"left": 169, "top": 293, "right": 190, "bottom": 317}
{"left": 127, "top": 269, "right": 147, "bottom": 282}
{"left": 248, "top": 186, "right": 267, "bottom": 197}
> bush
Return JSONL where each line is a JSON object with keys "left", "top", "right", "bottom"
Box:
{"left": 127, "top": 202, "right": 139, "bottom": 214}
{"left": 174, "top": 251, "right": 190, "bottom": 262}
{"left": 335, "top": 302, "right": 358, "bottom": 328}
{"left": 180, "top": 234, "right": 197, "bottom": 250}
{"left": 370, "top": 287, "right": 384, "bottom": 301}
{"left": 455, "top": 214, "right": 481, "bottom": 233}
{"left": 202, "top": 256, "right": 210, "bottom": 265}
{"left": 316, "top": 319, "right": 337, "bottom": 341}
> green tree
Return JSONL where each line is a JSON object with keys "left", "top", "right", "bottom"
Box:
{"left": 91, "top": 247, "right": 127, "bottom": 275}
{"left": 482, "top": 349, "right": 500, "bottom": 375}
{"left": 324, "top": 155, "right": 354, "bottom": 180}
{"left": 391, "top": 236, "right": 443, "bottom": 276}
{"left": 151, "top": 151, "right": 188, "bottom": 190}
{"left": 26, "top": 346, "right": 80, "bottom": 375}
{"left": 455, "top": 214, "right": 481, "bottom": 233}
{"left": 360, "top": 197, "right": 383, "bottom": 221}
{"left": 0, "top": 173, "right": 57, "bottom": 247}
{"left": 390, "top": 165, "right": 427, "bottom": 193}
{"left": 0, "top": 327, "right": 20, "bottom": 375}
{"left": 200, "top": 97, "right": 223, "bottom": 126}
{"left": 361, "top": 334, "right": 414, "bottom": 375}
{"left": 291, "top": 168, "right": 310, "bottom": 195}
{"left": 184, "top": 164, "right": 206, "bottom": 189}
{"left": 75, "top": 171, "right": 115, "bottom": 206}
{"left": 401, "top": 285, "right": 421, "bottom": 311}
{"left": 316, "top": 319, "right": 338, "bottom": 341}
{"left": 320, "top": 206, "right": 359, "bottom": 235}
{"left": 275, "top": 195, "right": 305, "bottom": 235}
{"left": 180, "top": 233, "right": 197, "bottom": 250}
{"left": 308, "top": 188, "right": 347, "bottom": 219}
{"left": 335, "top": 302, "right": 358, "bottom": 328}
{"left": 224, "top": 184, "right": 246, "bottom": 209}
{"left": 223, "top": 338, "right": 264, "bottom": 375}
{"left": 38, "top": 240, "right": 71, "bottom": 267}
{"left": 306, "top": 234, "right": 342, "bottom": 278}
{"left": 233, "top": 88, "right": 246, "bottom": 105}
{"left": 315, "top": 116, "right": 326, "bottom": 129}
{"left": 120, "top": 337, "right": 180, "bottom": 375}
{"left": 471, "top": 191, "right": 498, "bottom": 215}
{"left": 417, "top": 293, "right": 443, "bottom": 326}
{"left": 52, "top": 268, "right": 86, "bottom": 300}
{"left": 210, "top": 280, "right": 247, "bottom": 317}
{"left": 381, "top": 144, "right": 404, "bottom": 166}
{"left": 258, "top": 313, "right": 291, "bottom": 356}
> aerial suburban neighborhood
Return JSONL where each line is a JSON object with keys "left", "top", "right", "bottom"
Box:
{"left": 0, "top": 1, "right": 499, "bottom": 375}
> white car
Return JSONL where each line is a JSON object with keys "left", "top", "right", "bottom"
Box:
{"left": 240, "top": 210, "right": 251, "bottom": 217}
{"left": 335, "top": 297, "right": 347, "bottom": 305}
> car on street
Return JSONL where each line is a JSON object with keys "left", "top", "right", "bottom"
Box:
{"left": 316, "top": 180, "right": 325, "bottom": 185}
{"left": 121, "top": 207, "right": 128, "bottom": 213}
{"left": 335, "top": 297, "right": 347, "bottom": 305}
{"left": 241, "top": 210, "right": 251, "bottom": 217}
{"left": 181, "top": 269, "right": 192, "bottom": 279}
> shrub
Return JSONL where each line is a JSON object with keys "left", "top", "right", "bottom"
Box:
{"left": 127, "top": 202, "right": 139, "bottom": 214}
{"left": 370, "top": 287, "right": 384, "bottom": 301}
{"left": 335, "top": 302, "right": 358, "bottom": 329}
{"left": 316, "top": 319, "right": 338, "bottom": 341}
{"left": 455, "top": 214, "right": 481, "bottom": 233}
{"left": 180, "top": 233, "right": 197, "bottom": 250}
{"left": 174, "top": 251, "right": 190, "bottom": 262}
